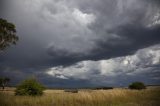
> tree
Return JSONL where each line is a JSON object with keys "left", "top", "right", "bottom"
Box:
{"left": 0, "top": 18, "right": 18, "bottom": 50}
{"left": 0, "top": 77, "right": 10, "bottom": 90}
{"left": 15, "top": 78, "right": 45, "bottom": 96}
{"left": 129, "top": 82, "right": 146, "bottom": 90}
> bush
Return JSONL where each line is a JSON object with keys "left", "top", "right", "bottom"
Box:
{"left": 129, "top": 82, "right": 146, "bottom": 90}
{"left": 64, "top": 89, "right": 78, "bottom": 93}
{"left": 15, "top": 78, "right": 45, "bottom": 96}
{"left": 93, "top": 87, "right": 113, "bottom": 90}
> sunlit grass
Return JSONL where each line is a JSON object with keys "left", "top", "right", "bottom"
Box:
{"left": 0, "top": 87, "right": 160, "bottom": 106}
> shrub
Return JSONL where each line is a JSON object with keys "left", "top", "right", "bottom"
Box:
{"left": 95, "top": 87, "right": 113, "bottom": 90}
{"left": 129, "top": 82, "right": 146, "bottom": 90}
{"left": 15, "top": 78, "right": 45, "bottom": 96}
{"left": 64, "top": 89, "right": 78, "bottom": 93}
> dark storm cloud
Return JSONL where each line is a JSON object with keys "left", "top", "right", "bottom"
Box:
{"left": 0, "top": 0, "right": 160, "bottom": 67}
{"left": 90, "top": 24, "right": 160, "bottom": 60}
{"left": 46, "top": 44, "right": 160, "bottom": 87}
{"left": 47, "top": 0, "right": 160, "bottom": 62}
{"left": 0, "top": 0, "right": 160, "bottom": 87}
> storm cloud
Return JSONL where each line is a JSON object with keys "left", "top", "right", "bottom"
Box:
{"left": 46, "top": 44, "right": 160, "bottom": 86}
{"left": 0, "top": 0, "right": 160, "bottom": 87}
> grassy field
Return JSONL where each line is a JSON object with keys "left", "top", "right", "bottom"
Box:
{"left": 0, "top": 87, "right": 160, "bottom": 106}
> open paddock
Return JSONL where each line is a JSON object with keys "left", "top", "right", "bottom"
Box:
{"left": 0, "top": 87, "right": 160, "bottom": 106}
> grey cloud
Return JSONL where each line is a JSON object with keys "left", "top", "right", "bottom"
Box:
{"left": 0, "top": 0, "right": 160, "bottom": 87}
{"left": 46, "top": 44, "right": 160, "bottom": 87}
{"left": 47, "top": 0, "right": 160, "bottom": 61}
{"left": 1, "top": 45, "right": 160, "bottom": 87}
{"left": 1, "top": 0, "right": 160, "bottom": 67}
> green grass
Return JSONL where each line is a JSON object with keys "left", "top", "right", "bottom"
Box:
{"left": 0, "top": 87, "right": 160, "bottom": 106}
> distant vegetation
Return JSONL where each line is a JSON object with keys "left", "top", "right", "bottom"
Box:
{"left": 129, "top": 82, "right": 146, "bottom": 90}
{"left": 94, "top": 86, "right": 113, "bottom": 90}
{"left": 64, "top": 89, "right": 78, "bottom": 93}
{"left": 15, "top": 78, "right": 45, "bottom": 96}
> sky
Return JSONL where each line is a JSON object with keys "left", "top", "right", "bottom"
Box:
{"left": 0, "top": 0, "right": 160, "bottom": 88}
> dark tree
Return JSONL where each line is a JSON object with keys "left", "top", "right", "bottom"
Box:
{"left": 0, "top": 77, "right": 10, "bottom": 90}
{"left": 0, "top": 18, "right": 18, "bottom": 50}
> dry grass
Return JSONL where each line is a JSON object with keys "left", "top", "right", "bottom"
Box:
{"left": 0, "top": 87, "right": 160, "bottom": 106}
